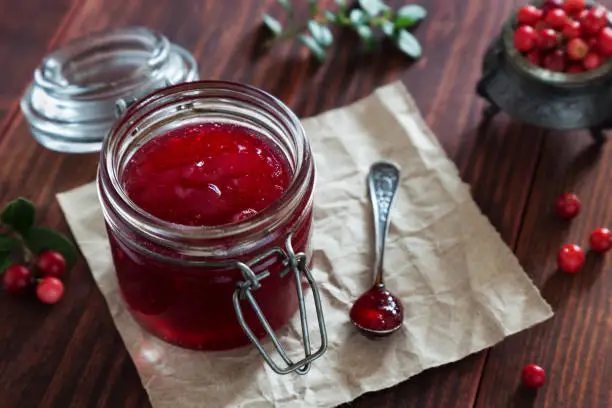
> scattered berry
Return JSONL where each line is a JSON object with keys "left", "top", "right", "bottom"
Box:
{"left": 534, "top": 20, "right": 550, "bottom": 31}
{"left": 522, "top": 364, "right": 546, "bottom": 388}
{"left": 537, "top": 28, "right": 559, "bottom": 50}
{"left": 36, "top": 250, "right": 66, "bottom": 278}
{"left": 583, "top": 51, "right": 603, "bottom": 70}
{"left": 2, "top": 265, "right": 32, "bottom": 294}
{"left": 515, "top": 25, "right": 538, "bottom": 52}
{"left": 526, "top": 50, "right": 542, "bottom": 66}
{"left": 562, "top": 19, "right": 582, "bottom": 39}
{"left": 518, "top": 5, "right": 544, "bottom": 26}
{"left": 566, "top": 64, "right": 585, "bottom": 73}
{"left": 555, "top": 193, "right": 580, "bottom": 219}
{"left": 544, "top": 49, "right": 567, "bottom": 71}
{"left": 567, "top": 38, "right": 589, "bottom": 61}
{"left": 564, "top": 0, "right": 586, "bottom": 15}
{"left": 558, "top": 244, "right": 585, "bottom": 273}
{"left": 36, "top": 277, "right": 64, "bottom": 304}
{"left": 583, "top": 6, "right": 608, "bottom": 35}
{"left": 589, "top": 227, "right": 612, "bottom": 253}
{"left": 545, "top": 8, "right": 568, "bottom": 29}
{"left": 598, "top": 27, "right": 612, "bottom": 56}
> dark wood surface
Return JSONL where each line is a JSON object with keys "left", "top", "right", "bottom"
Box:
{"left": 0, "top": 0, "right": 610, "bottom": 407}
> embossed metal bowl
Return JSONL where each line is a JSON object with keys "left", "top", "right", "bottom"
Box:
{"left": 476, "top": 0, "right": 612, "bottom": 142}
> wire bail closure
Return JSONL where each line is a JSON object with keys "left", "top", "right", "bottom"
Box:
{"left": 232, "top": 234, "right": 328, "bottom": 375}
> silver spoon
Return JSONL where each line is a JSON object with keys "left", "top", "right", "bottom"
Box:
{"left": 349, "top": 161, "right": 404, "bottom": 336}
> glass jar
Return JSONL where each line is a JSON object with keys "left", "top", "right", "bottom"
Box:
{"left": 97, "top": 81, "right": 326, "bottom": 374}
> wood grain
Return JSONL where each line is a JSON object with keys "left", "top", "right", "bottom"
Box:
{"left": 0, "top": 0, "right": 609, "bottom": 407}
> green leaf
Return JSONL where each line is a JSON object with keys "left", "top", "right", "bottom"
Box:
{"left": 0, "top": 235, "right": 19, "bottom": 252}
{"left": 1, "top": 198, "right": 36, "bottom": 234}
{"left": 397, "top": 4, "right": 427, "bottom": 20}
{"left": 335, "top": 0, "right": 347, "bottom": 12}
{"left": 299, "top": 34, "right": 326, "bottom": 62}
{"left": 356, "top": 25, "right": 376, "bottom": 50}
{"left": 0, "top": 252, "right": 12, "bottom": 275}
{"left": 359, "top": 0, "right": 387, "bottom": 17}
{"left": 324, "top": 10, "right": 337, "bottom": 23}
{"left": 262, "top": 14, "right": 283, "bottom": 36}
{"left": 395, "top": 5, "right": 427, "bottom": 28}
{"left": 382, "top": 20, "right": 395, "bottom": 37}
{"left": 349, "top": 9, "right": 369, "bottom": 26}
{"left": 396, "top": 29, "right": 422, "bottom": 58}
{"left": 277, "top": 0, "right": 293, "bottom": 17}
{"left": 308, "top": 20, "right": 333, "bottom": 47}
{"left": 24, "top": 227, "right": 77, "bottom": 270}
{"left": 308, "top": 0, "right": 317, "bottom": 17}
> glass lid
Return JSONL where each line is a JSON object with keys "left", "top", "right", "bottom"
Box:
{"left": 20, "top": 27, "right": 199, "bottom": 153}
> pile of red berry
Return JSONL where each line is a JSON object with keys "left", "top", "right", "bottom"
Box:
{"left": 2, "top": 250, "right": 66, "bottom": 304}
{"left": 513, "top": 0, "right": 612, "bottom": 73}
{"left": 554, "top": 192, "right": 611, "bottom": 272}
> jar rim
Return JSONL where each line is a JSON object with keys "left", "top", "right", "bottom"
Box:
{"left": 98, "top": 80, "right": 314, "bottom": 255}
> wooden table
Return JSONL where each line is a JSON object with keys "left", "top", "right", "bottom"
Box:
{"left": 0, "top": 0, "right": 610, "bottom": 407}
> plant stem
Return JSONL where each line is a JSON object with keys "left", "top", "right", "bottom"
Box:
{"left": 0, "top": 223, "right": 35, "bottom": 265}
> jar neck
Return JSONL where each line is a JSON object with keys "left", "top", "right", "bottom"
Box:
{"left": 98, "top": 81, "right": 314, "bottom": 257}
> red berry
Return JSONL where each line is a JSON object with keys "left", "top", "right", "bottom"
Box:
{"left": 555, "top": 193, "right": 581, "bottom": 218}
{"left": 526, "top": 50, "right": 542, "bottom": 66}
{"left": 518, "top": 5, "right": 544, "bottom": 26}
{"left": 522, "top": 364, "right": 546, "bottom": 388}
{"left": 537, "top": 28, "right": 559, "bottom": 50}
{"left": 542, "top": 0, "right": 563, "bottom": 13}
{"left": 2, "top": 265, "right": 32, "bottom": 294}
{"left": 589, "top": 227, "right": 612, "bottom": 253}
{"left": 583, "top": 6, "right": 608, "bottom": 35}
{"left": 558, "top": 244, "right": 585, "bottom": 273}
{"left": 598, "top": 27, "right": 612, "bottom": 56}
{"left": 583, "top": 52, "right": 603, "bottom": 70}
{"left": 545, "top": 8, "right": 568, "bottom": 29}
{"left": 564, "top": 0, "right": 586, "bottom": 16}
{"left": 562, "top": 19, "right": 582, "bottom": 39}
{"left": 36, "top": 250, "right": 66, "bottom": 278}
{"left": 544, "top": 49, "right": 567, "bottom": 71}
{"left": 577, "top": 9, "right": 589, "bottom": 26}
{"left": 566, "top": 64, "right": 585, "bottom": 73}
{"left": 587, "top": 36, "right": 600, "bottom": 53}
{"left": 534, "top": 20, "right": 550, "bottom": 31}
{"left": 567, "top": 38, "right": 589, "bottom": 60}
{"left": 36, "top": 277, "right": 64, "bottom": 304}
{"left": 514, "top": 25, "right": 538, "bottom": 52}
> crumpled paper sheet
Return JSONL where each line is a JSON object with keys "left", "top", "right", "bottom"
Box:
{"left": 57, "top": 81, "right": 553, "bottom": 408}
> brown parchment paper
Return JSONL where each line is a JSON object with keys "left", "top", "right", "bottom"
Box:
{"left": 57, "top": 81, "right": 553, "bottom": 408}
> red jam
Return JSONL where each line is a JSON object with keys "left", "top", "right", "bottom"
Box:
{"left": 107, "top": 122, "right": 313, "bottom": 350}
{"left": 123, "top": 123, "right": 291, "bottom": 226}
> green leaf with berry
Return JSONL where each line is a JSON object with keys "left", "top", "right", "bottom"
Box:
{"left": 24, "top": 227, "right": 77, "bottom": 271}
{"left": 260, "top": 1, "right": 425, "bottom": 63}
{"left": 1, "top": 198, "right": 36, "bottom": 234}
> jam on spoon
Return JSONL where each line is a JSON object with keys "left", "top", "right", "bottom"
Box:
{"left": 349, "top": 161, "right": 404, "bottom": 336}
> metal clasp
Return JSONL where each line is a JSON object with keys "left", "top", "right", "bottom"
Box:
{"left": 232, "top": 234, "right": 328, "bottom": 375}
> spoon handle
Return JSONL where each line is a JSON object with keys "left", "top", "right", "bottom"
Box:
{"left": 368, "top": 161, "right": 401, "bottom": 287}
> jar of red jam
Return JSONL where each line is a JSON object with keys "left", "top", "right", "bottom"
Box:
{"left": 97, "top": 81, "right": 327, "bottom": 374}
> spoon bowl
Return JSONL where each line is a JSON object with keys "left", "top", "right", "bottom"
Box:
{"left": 349, "top": 285, "right": 404, "bottom": 336}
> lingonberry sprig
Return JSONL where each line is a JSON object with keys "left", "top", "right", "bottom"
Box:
{"left": 262, "top": 0, "right": 427, "bottom": 62}
{"left": 0, "top": 198, "right": 77, "bottom": 304}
